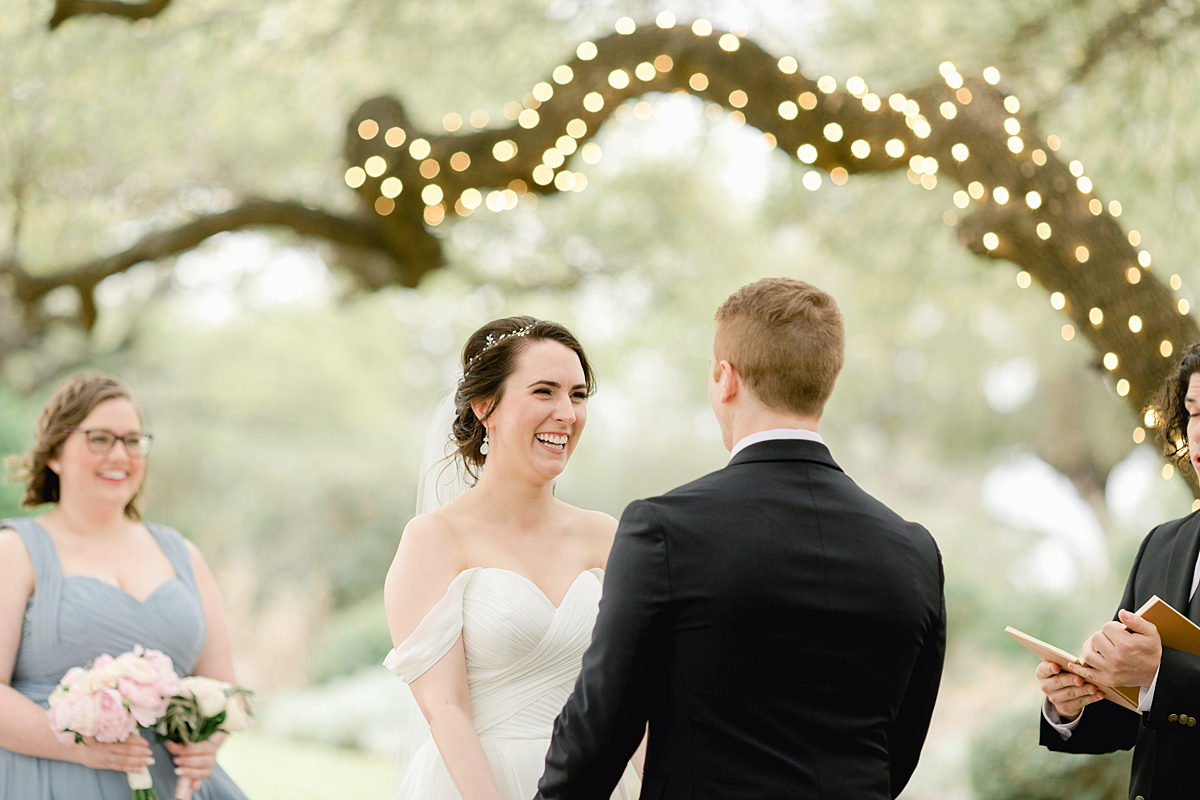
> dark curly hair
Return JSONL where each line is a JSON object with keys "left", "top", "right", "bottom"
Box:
{"left": 4, "top": 373, "right": 145, "bottom": 519}
{"left": 1152, "top": 342, "right": 1200, "bottom": 470}
{"left": 452, "top": 316, "right": 595, "bottom": 478}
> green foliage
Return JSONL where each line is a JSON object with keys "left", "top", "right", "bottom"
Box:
{"left": 307, "top": 593, "right": 392, "bottom": 683}
{"left": 0, "top": 388, "right": 35, "bottom": 520}
{"left": 970, "top": 709, "right": 1132, "bottom": 800}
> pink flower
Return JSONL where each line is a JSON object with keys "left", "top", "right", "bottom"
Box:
{"left": 119, "top": 676, "right": 170, "bottom": 726}
{"left": 93, "top": 689, "right": 137, "bottom": 743}
{"left": 48, "top": 690, "right": 98, "bottom": 742}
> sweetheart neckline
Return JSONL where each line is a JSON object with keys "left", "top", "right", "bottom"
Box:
{"left": 468, "top": 567, "right": 602, "bottom": 611}
{"left": 63, "top": 574, "right": 182, "bottom": 605}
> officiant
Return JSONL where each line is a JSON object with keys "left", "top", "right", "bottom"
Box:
{"left": 1036, "top": 343, "right": 1200, "bottom": 800}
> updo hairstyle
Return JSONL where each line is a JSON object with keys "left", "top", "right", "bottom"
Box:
{"left": 452, "top": 316, "right": 595, "bottom": 477}
{"left": 5, "top": 374, "right": 145, "bottom": 519}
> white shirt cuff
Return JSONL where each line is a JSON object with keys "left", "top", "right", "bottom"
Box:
{"left": 1138, "top": 666, "right": 1161, "bottom": 712}
{"left": 1042, "top": 696, "right": 1083, "bottom": 740}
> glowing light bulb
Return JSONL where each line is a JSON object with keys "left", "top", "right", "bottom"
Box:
{"left": 797, "top": 144, "right": 818, "bottom": 164}
{"left": 553, "top": 65, "right": 574, "bottom": 84}
{"left": 778, "top": 56, "right": 798, "bottom": 74}
{"left": 862, "top": 93, "right": 881, "bottom": 112}
{"left": 492, "top": 140, "right": 517, "bottom": 161}
{"left": 846, "top": 76, "right": 866, "bottom": 96}
{"left": 692, "top": 19, "right": 713, "bottom": 36}
{"left": 968, "top": 181, "right": 985, "bottom": 199}
{"left": 1109, "top": 200, "right": 1123, "bottom": 217}
{"left": 1129, "top": 315, "right": 1143, "bottom": 333}
{"left": 385, "top": 127, "right": 406, "bottom": 147}
{"left": 1062, "top": 324, "right": 1075, "bottom": 341}
{"left": 983, "top": 67, "right": 1000, "bottom": 84}
{"left": 939, "top": 102, "right": 957, "bottom": 119}
{"left": 817, "top": 75, "right": 837, "bottom": 93}
{"left": 983, "top": 232, "right": 999, "bottom": 250}
{"left": 615, "top": 16, "right": 635, "bottom": 34}
{"left": 1076, "top": 245, "right": 1089, "bottom": 263}
{"left": 409, "top": 139, "right": 431, "bottom": 160}
{"left": 1050, "top": 292, "right": 1065, "bottom": 310}
{"left": 344, "top": 166, "right": 366, "bottom": 188}
{"left": 1117, "top": 379, "right": 1130, "bottom": 397}
{"left": 1139, "top": 251, "right": 1152, "bottom": 267}
{"left": 656, "top": 11, "right": 675, "bottom": 28}
{"left": 798, "top": 92, "right": 818, "bottom": 110}
{"left": 1037, "top": 222, "right": 1051, "bottom": 239}
{"left": 1025, "top": 191, "right": 1041, "bottom": 209}
{"left": 1004, "top": 96, "right": 1020, "bottom": 113}
{"left": 1016, "top": 271, "right": 1032, "bottom": 288}
{"left": 1162, "top": 340, "right": 1175, "bottom": 357}
{"left": 1089, "top": 308, "right": 1103, "bottom": 326}
{"left": 577, "top": 42, "right": 598, "bottom": 60}
{"left": 358, "top": 119, "right": 379, "bottom": 139}
{"left": 884, "top": 139, "right": 905, "bottom": 158}
{"left": 952, "top": 143, "right": 969, "bottom": 161}
{"left": 689, "top": 73, "right": 709, "bottom": 91}
{"left": 729, "top": 90, "right": 748, "bottom": 108}
{"left": 636, "top": 62, "right": 656, "bottom": 81}
{"left": 583, "top": 92, "right": 604, "bottom": 112}
{"left": 461, "top": 188, "right": 482, "bottom": 210}
{"left": 443, "top": 113, "right": 463, "bottom": 132}
{"left": 823, "top": 123, "right": 843, "bottom": 142}
{"left": 518, "top": 108, "right": 540, "bottom": 128}
{"left": 993, "top": 186, "right": 1010, "bottom": 204}
{"left": 381, "top": 176, "right": 403, "bottom": 198}
{"left": 364, "top": 155, "right": 387, "bottom": 177}
{"left": 608, "top": 69, "right": 630, "bottom": 89}
{"left": 556, "top": 135, "right": 577, "bottom": 155}
{"left": 851, "top": 139, "right": 870, "bottom": 158}
{"left": 1103, "top": 352, "right": 1118, "bottom": 370}
{"left": 719, "top": 34, "right": 740, "bottom": 51}
{"left": 953, "top": 191, "right": 969, "bottom": 208}
{"left": 778, "top": 101, "right": 798, "bottom": 120}
{"left": 567, "top": 118, "right": 588, "bottom": 138}
{"left": 1127, "top": 267, "right": 1141, "bottom": 284}
{"left": 533, "top": 82, "right": 554, "bottom": 102}
{"left": 450, "top": 152, "right": 470, "bottom": 171}
{"left": 802, "top": 171, "right": 822, "bottom": 190}
{"left": 421, "top": 184, "right": 444, "bottom": 205}
{"left": 581, "top": 142, "right": 602, "bottom": 164}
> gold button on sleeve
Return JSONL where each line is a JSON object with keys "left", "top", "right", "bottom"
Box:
{"left": 1170, "top": 714, "right": 1179, "bottom": 722}
{"left": 1189, "top": 717, "right": 1197, "bottom": 727}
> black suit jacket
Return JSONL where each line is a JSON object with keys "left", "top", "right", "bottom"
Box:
{"left": 1041, "top": 511, "right": 1200, "bottom": 800}
{"left": 536, "top": 439, "right": 946, "bottom": 800}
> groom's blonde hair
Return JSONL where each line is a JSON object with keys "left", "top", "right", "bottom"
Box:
{"left": 714, "top": 278, "right": 844, "bottom": 418}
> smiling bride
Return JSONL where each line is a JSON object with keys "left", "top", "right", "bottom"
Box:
{"left": 383, "top": 317, "right": 642, "bottom": 800}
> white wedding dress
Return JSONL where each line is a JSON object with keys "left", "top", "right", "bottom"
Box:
{"left": 384, "top": 566, "right": 641, "bottom": 800}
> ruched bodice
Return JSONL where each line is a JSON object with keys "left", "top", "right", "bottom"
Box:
{"left": 0, "top": 517, "right": 246, "bottom": 800}
{"left": 384, "top": 568, "right": 638, "bottom": 799}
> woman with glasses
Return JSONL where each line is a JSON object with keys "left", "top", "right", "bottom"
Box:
{"left": 0, "top": 374, "right": 247, "bottom": 800}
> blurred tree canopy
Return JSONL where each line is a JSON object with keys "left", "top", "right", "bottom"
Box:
{"left": 2, "top": 7, "right": 1200, "bottom": 792}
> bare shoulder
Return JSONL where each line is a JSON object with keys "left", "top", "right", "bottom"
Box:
{"left": 180, "top": 537, "right": 217, "bottom": 582}
{"left": 394, "top": 510, "right": 466, "bottom": 565}
{"left": 385, "top": 511, "right": 470, "bottom": 644}
{"left": 0, "top": 528, "right": 34, "bottom": 595}
{"left": 558, "top": 503, "right": 618, "bottom": 566}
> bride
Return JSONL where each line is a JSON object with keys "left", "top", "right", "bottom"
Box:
{"left": 383, "top": 316, "right": 643, "bottom": 800}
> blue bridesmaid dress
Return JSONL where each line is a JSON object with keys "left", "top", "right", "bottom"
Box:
{"left": 0, "top": 517, "right": 248, "bottom": 800}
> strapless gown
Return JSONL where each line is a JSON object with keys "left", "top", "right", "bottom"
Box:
{"left": 0, "top": 517, "right": 247, "bottom": 800}
{"left": 384, "top": 567, "right": 640, "bottom": 800}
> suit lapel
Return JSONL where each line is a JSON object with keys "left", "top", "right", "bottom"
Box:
{"left": 1162, "top": 514, "right": 1200, "bottom": 614}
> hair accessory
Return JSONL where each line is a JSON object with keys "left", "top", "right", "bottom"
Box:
{"left": 479, "top": 432, "right": 490, "bottom": 456}
{"left": 464, "top": 323, "right": 536, "bottom": 375}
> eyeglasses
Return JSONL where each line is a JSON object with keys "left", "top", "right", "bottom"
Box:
{"left": 64, "top": 427, "right": 154, "bottom": 458}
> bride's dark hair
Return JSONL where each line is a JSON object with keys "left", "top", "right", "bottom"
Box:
{"left": 453, "top": 316, "right": 595, "bottom": 477}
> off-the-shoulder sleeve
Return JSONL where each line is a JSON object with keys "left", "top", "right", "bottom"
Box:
{"left": 383, "top": 568, "right": 477, "bottom": 684}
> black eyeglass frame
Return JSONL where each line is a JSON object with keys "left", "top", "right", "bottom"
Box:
{"left": 63, "top": 427, "right": 154, "bottom": 458}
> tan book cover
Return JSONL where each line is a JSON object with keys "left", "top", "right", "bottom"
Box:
{"left": 1006, "top": 595, "right": 1200, "bottom": 716}
{"left": 1133, "top": 595, "right": 1200, "bottom": 657}
{"left": 1004, "top": 626, "right": 1141, "bottom": 713}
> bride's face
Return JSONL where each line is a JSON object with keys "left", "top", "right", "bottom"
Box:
{"left": 482, "top": 339, "right": 589, "bottom": 482}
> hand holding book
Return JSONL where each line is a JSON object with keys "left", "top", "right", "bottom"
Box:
{"left": 1064, "top": 609, "right": 1162, "bottom": 691}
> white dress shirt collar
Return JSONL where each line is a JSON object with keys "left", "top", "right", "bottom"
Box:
{"left": 730, "top": 428, "right": 824, "bottom": 460}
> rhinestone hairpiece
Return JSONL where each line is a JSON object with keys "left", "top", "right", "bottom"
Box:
{"left": 464, "top": 323, "right": 536, "bottom": 375}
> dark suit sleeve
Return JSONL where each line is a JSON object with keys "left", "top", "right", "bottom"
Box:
{"left": 1144, "top": 647, "right": 1200, "bottom": 734}
{"left": 888, "top": 545, "right": 947, "bottom": 798}
{"left": 1039, "top": 528, "right": 1153, "bottom": 753}
{"left": 535, "top": 500, "right": 671, "bottom": 800}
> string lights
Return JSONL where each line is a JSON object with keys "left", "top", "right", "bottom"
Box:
{"left": 335, "top": 22, "right": 1196, "bottom": 488}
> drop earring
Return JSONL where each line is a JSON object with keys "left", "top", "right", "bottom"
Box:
{"left": 480, "top": 431, "right": 490, "bottom": 456}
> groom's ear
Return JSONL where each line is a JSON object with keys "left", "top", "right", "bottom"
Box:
{"left": 716, "top": 360, "right": 740, "bottom": 404}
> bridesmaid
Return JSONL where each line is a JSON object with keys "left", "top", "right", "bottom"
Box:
{"left": 0, "top": 374, "right": 248, "bottom": 800}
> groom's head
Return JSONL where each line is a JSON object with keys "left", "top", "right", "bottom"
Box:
{"left": 710, "top": 278, "right": 844, "bottom": 445}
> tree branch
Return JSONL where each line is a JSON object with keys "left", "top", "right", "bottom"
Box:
{"left": 14, "top": 23, "right": 1199, "bottom": 495}
{"left": 8, "top": 198, "right": 437, "bottom": 328}
{"left": 49, "top": 0, "right": 172, "bottom": 29}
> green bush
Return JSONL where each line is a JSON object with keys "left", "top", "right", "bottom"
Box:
{"left": 308, "top": 593, "right": 393, "bottom": 684}
{"left": 970, "top": 709, "right": 1132, "bottom": 800}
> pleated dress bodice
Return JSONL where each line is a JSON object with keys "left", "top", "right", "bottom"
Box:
{"left": 0, "top": 517, "right": 246, "bottom": 800}
{"left": 384, "top": 567, "right": 639, "bottom": 800}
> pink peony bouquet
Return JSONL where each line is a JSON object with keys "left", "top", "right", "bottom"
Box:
{"left": 47, "top": 646, "right": 181, "bottom": 799}
{"left": 155, "top": 676, "right": 255, "bottom": 800}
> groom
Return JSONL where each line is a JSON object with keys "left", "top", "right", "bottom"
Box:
{"left": 535, "top": 278, "right": 946, "bottom": 799}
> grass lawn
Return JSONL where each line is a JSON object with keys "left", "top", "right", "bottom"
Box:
{"left": 218, "top": 733, "right": 395, "bottom": 800}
